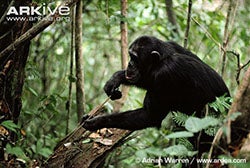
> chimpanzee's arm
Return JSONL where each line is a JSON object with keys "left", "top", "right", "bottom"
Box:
{"left": 82, "top": 108, "right": 161, "bottom": 131}
{"left": 104, "top": 70, "right": 133, "bottom": 100}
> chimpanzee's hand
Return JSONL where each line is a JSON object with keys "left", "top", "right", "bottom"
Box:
{"left": 80, "top": 114, "right": 91, "bottom": 125}
{"left": 82, "top": 116, "right": 105, "bottom": 131}
{"left": 104, "top": 80, "right": 122, "bottom": 100}
{"left": 110, "top": 90, "right": 122, "bottom": 100}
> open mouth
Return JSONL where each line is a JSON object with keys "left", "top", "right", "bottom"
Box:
{"left": 125, "top": 71, "right": 134, "bottom": 80}
{"left": 125, "top": 75, "right": 133, "bottom": 80}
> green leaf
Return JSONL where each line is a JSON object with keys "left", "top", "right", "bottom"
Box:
{"left": 166, "top": 131, "right": 194, "bottom": 139}
{"left": 27, "top": 86, "right": 38, "bottom": 97}
{"left": 172, "top": 111, "right": 189, "bottom": 126}
{"left": 6, "top": 144, "right": 26, "bottom": 158}
{"left": 208, "top": 95, "right": 232, "bottom": 113}
{"left": 205, "top": 126, "right": 219, "bottom": 136}
{"left": 185, "top": 116, "right": 220, "bottom": 133}
{"left": 39, "top": 148, "right": 52, "bottom": 158}
{"left": 185, "top": 117, "right": 202, "bottom": 133}
{"left": 228, "top": 112, "right": 241, "bottom": 121}
{"left": 145, "top": 147, "right": 165, "bottom": 156}
{"left": 1, "top": 120, "right": 19, "bottom": 133}
{"left": 82, "top": 138, "right": 91, "bottom": 144}
{"left": 46, "top": 103, "right": 58, "bottom": 113}
{"left": 201, "top": 116, "right": 220, "bottom": 127}
{"left": 164, "top": 145, "right": 197, "bottom": 157}
{"left": 36, "top": 140, "right": 43, "bottom": 153}
{"left": 135, "top": 150, "right": 147, "bottom": 160}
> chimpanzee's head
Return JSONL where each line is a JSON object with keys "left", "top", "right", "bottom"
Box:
{"left": 125, "top": 36, "right": 163, "bottom": 83}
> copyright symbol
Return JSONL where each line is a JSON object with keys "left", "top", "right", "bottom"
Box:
{"left": 135, "top": 158, "right": 141, "bottom": 163}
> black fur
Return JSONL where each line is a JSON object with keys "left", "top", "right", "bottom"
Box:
{"left": 83, "top": 36, "right": 229, "bottom": 131}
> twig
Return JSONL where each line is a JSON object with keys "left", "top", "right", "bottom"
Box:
{"left": 240, "top": 60, "right": 250, "bottom": 70}
{"left": 191, "top": 17, "right": 223, "bottom": 52}
{"left": 206, "top": 128, "right": 223, "bottom": 168}
{"left": 183, "top": 0, "right": 192, "bottom": 48}
{"left": 0, "top": 0, "right": 15, "bottom": 24}
{"left": 236, "top": 59, "right": 250, "bottom": 85}
{"left": 56, "top": 97, "right": 110, "bottom": 149}
{"left": 227, "top": 50, "right": 250, "bottom": 85}
{"left": 79, "top": 97, "right": 110, "bottom": 127}
{"left": 221, "top": 0, "right": 233, "bottom": 76}
{"left": 227, "top": 50, "right": 240, "bottom": 84}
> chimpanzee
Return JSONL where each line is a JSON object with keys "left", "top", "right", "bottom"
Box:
{"left": 82, "top": 35, "right": 230, "bottom": 131}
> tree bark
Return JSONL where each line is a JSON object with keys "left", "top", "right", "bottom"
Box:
{"left": 114, "top": 0, "right": 129, "bottom": 112}
{"left": 228, "top": 66, "right": 250, "bottom": 146}
{"left": 0, "top": 0, "right": 80, "bottom": 164}
{"left": 0, "top": 0, "right": 80, "bottom": 61}
{"left": 66, "top": 5, "right": 76, "bottom": 135}
{"left": 214, "top": 66, "right": 250, "bottom": 157}
{"left": 183, "top": 0, "right": 192, "bottom": 48}
{"left": 46, "top": 105, "right": 132, "bottom": 168}
{"left": 75, "top": 0, "right": 85, "bottom": 122}
{"left": 0, "top": 0, "right": 33, "bottom": 163}
{"left": 165, "top": 0, "right": 179, "bottom": 36}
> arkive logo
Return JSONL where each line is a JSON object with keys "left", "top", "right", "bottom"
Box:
{"left": 6, "top": 3, "right": 70, "bottom": 22}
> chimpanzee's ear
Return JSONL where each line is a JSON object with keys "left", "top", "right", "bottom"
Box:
{"left": 151, "top": 51, "right": 163, "bottom": 61}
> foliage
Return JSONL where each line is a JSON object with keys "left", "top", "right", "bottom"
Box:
{"left": 164, "top": 145, "right": 197, "bottom": 157}
{"left": 1, "top": 120, "right": 19, "bottom": 133}
{"left": 209, "top": 95, "right": 232, "bottom": 115}
{"left": 6, "top": 144, "right": 27, "bottom": 161}
{"left": 185, "top": 116, "right": 219, "bottom": 133}
{"left": 110, "top": 95, "right": 235, "bottom": 167}
{"left": 172, "top": 111, "right": 190, "bottom": 127}
{"left": 5, "top": 0, "right": 248, "bottom": 167}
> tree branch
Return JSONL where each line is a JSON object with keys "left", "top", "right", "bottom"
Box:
{"left": 114, "top": 0, "right": 129, "bottom": 111}
{"left": 210, "top": 65, "right": 250, "bottom": 161}
{"left": 183, "top": 0, "right": 192, "bottom": 48}
{"left": 46, "top": 99, "right": 132, "bottom": 168}
{"left": 0, "top": 0, "right": 80, "bottom": 61}
{"left": 75, "top": 0, "right": 85, "bottom": 121}
{"left": 165, "top": 0, "right": 179, "bottom": 36}
{"left": 221, "top": 0, "right": 233, "bottom": 76}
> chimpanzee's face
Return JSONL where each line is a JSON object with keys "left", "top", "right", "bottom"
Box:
{"left": 125, "top": 36, "right": 162, "bottom": 83}
{"left": 125, "top": 48, "right": 141, "bottom": 83}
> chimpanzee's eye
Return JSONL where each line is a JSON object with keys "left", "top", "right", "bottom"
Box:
{"left": 128, "top": 61, "right": 134, "bottom": 67}
{"left": 129, "top": 52, "right": 138, "bottom": 64}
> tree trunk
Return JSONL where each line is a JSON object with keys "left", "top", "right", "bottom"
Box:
{"left": 0, "top": 0, "right": 80, "bottom": 60}
{"left": 0, "top": 0, "right": 33, "bottom": 163}
{"left": 214, "top": 66, "right": 250, "bottom": 158}
{"left": 0, "top": 0, "right": 80, "bottom": 165}
{"left": 75, "top": 0, "right": 85, "bottom": 122}
{"left": 113, "top": 0, "right": 129, "bottom": 112}
{"left": 228, "top": 66, "right": 250, "bottom": 148}
{"left": 46, "top": 106, "right": 132, "bottom": 168}
{"left": 165, "top": 0, "right": 179, "bottom": 36}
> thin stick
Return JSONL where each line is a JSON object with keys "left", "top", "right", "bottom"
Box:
{"left": 221, "top": 0, "right": 233, "bottom": 76}
{"left": 0, "top": 0, "right": 15, "bottom": 24}
{"left": 183, "top": 0, "right": 192, "bottom": 48}
{"left": 206, "top": 128, "right": 223, "bottom": 168}
{"left": 58, "top": 97, "right": 110, "bottom": 146}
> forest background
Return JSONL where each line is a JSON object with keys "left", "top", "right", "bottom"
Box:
{"left": 0, "top": 0, "right": 250, "bottom": 167}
